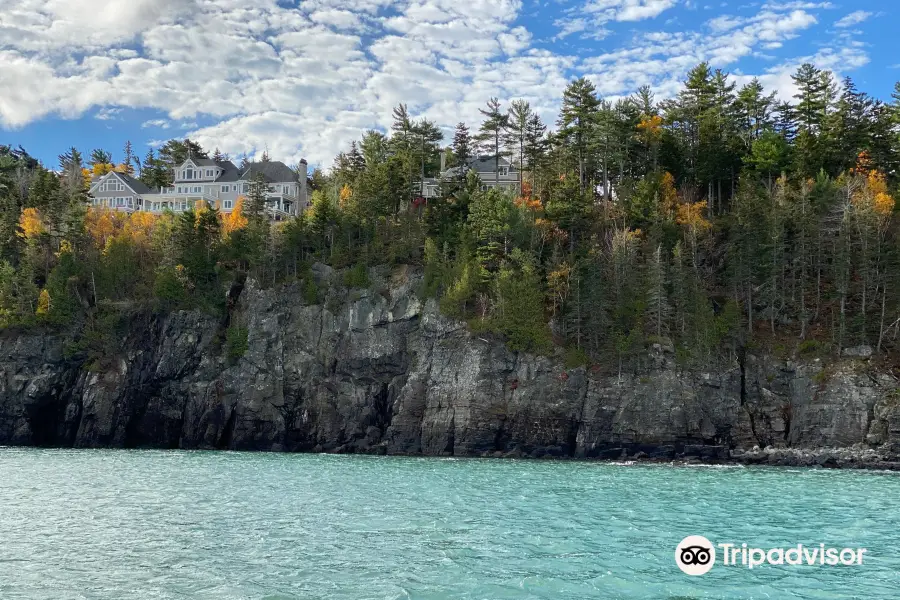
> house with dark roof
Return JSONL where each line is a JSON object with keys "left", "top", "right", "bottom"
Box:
{"left": 88, "top": 171, "right": 154, "bottom": 211}
{"left": 421, "top": 154, "right": 521, "bottom": 199}
{"left": 89, "top": 155, "right": 310, "bottom": 220}
{"left": 142, "top": 156, "right": 310, "bottom": 219}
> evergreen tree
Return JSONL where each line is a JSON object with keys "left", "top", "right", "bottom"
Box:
{"left": 452, "top": 122, "right": 472, "bottom": 173}
{"left": 558, "top": 78, "right": 600, "bottom": 192}
{"left": 504, "top": 100, "right": 533, "bottom": 194}
{"left": 476, "top": 98, "right": 509, "bottom": 186}
{"left": 89, "top": 149, "right": 113, "bottom": 168}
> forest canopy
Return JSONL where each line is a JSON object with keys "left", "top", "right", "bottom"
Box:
{"left": 1, "top": 62, "right": 900, "bottom": 370}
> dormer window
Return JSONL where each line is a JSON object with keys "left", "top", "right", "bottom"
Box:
{"left": 185, "top": 168, "right": 194, "bottom": 179}
{"left": 206, "top": 169, "right": 213, "bottom": 177}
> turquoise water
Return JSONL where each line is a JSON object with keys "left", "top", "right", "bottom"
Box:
{"left": 1, "top": 450, "right": 898, "bottom": 599}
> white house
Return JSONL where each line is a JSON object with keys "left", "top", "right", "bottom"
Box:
{"left": 89, "top": 157, "right": 309, "bottom": 220}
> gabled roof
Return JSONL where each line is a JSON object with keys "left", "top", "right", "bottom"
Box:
{"left": 89, "top": 170, "right": 152, "bottom": 195}
{"left": 466, "top": 156, "right": 513, "bottom": 172}
{"left": 239, "top": 161, "right": 297, "bottom": 183}
{"left": 179, "top": 156, "right": 218, "bottom": 168}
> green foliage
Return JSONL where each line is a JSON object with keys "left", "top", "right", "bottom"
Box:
{"left": 302, "top": 278, "right": 319, "bottom": 304}
{"left": 343, "top": 263, "right": 370, "bottom": 288}
{"left": 226, "top": 325, "right": 249, "bottom": 360}
{"left": 489, "top": 249, "right": 552, "bottom": 354}
{"left": 564, "top": 346, "right": 590, "bottom": 369}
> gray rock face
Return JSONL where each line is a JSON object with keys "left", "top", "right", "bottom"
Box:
{"left": 2, "top": 267, "right": 899, "bottom": 461}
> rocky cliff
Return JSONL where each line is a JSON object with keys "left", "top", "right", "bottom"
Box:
{"left": 3, "top": 265, "right": 900, "bottom": 467}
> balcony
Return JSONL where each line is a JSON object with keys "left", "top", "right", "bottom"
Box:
{"left": 152, "top": 187, "right": 219, "bottom": 203}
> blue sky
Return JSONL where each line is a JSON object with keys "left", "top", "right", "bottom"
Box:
{"left": 0, "top": 0, "right": 897, "bottom": 170}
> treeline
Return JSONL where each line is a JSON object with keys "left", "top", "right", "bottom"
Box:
{"left": 327, "top": 62, "right": 900, "bottom": 367}
{"left": 1, "top": 62, "right": 900, "bottom": 371}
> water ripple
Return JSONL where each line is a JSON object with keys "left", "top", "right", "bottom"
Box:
{"left": 0, "top": 450, "right": 898, "bottom": 599}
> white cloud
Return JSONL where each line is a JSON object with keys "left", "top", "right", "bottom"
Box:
{"left": 834, "top": 11, "right": 872, "bottom": 28}
{"left": 554, "top": 0, "right": 677, "bottom": 41}
{"left": 761, "top": 2, "right": 834, "bottom": 9}
{"left": 581, "top": 7, "right": 821, "bottom": 99}
{"left": 0, "top": 0, "right": 875, "bottom": 168}
{"left": 142, "top": 119, "right": 171, "bottom": 129}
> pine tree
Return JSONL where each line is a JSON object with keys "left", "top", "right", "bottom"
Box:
{"left": 122, "top": 141, "right": 136, "bottom": 176}
{"left": 89, "top": 148, "right": 112, "bottom": 168}
{"left": 476, "top": 98, "right": 509, "bottom": 186}
{"left": 246, "top": 173, "right": 269, "bottom": 224}
{"left": 504, "top": 100, "right": 533, "bottom": 194}
{"left": 558, "top": 78, "right": 600, "bottom": 192}
{"left": 452, "top": 122, "right": 471, "bottom": 172}
{"left": 735, "top": 78, "right": 776, "bottom": 147}
{"left": 645, "top": 244, "right": 671, "bottom": 339}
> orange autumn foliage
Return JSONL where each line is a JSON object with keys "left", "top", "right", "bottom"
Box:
{"left": 676, "top": 201, "right": 711, "bottom": 232}
{"left": 659, "top": 171, "right": 678, "bottom": 219}
{"left": 224, "top": 197, "right": 249, "bottom": 235}
{"left": 636, "top": 115, "right": 663, "bottom": 141}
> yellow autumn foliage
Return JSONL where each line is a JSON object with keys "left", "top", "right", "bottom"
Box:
{"left": 17, "top": 208, "right": 45, "bottom": 240}
{"left": 36, "top": 289, "right": 51, "bottom": 316}
{"left": 339, "top": 184, "right": 353, "bottom": 208}
{"left": 851, "top": 170, "right": 895, "bottom": 217}
{"left": 92, "top": 163, "right": 114, "bottom": 177}
{"left": 123, "top": 211, "right": 157, "bottom": 246}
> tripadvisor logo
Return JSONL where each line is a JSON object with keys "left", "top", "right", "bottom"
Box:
{"left": 676, "top": 536, "right": 716, "bottom": 575}
{"left": 675, "top": 536, "right": 867, "bottom": 576}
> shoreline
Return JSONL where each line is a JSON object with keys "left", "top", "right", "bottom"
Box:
{"left": 4, "top": 444, "right": 900, "bottom": 471}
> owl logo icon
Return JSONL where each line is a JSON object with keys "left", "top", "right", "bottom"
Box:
{"left": 675, "top": 535, "right": 716, "bottom": 575}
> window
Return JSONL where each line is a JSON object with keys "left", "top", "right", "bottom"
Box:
{"left": 100, "top": 180, "right": 125, "bottom": 192}
{"left": 480, "top": 184, "right": 489, "bottom": 191}
{"left": 137, "top": 198, "right": 143, "bottom": 207}
{"left": 499, "top": 167, "right": 509, "bottom": 176}
{"left": 221, "top": 185, "right": 230, "bottom": 193}
{"left": 177, "top": 186, "right": 183, "bottom": 193}
{"left": 224, "top": 199, "right": 233, "bottom": 210}
{"left": 192, "top": 186, "right": 201, "bottom": 193}
{"left": 206, "top": 169, "right": 213, "bottom": 177}
{"left": 186, "top": 169, "right": 194, "bottom": 179}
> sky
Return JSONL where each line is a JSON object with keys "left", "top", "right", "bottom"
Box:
{"left": 0, "top": 0, "right": 897, "bottom": 171}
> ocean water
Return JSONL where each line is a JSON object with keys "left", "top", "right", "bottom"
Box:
{"left": 0, "top": 450, "right": 898, "bottom": 600}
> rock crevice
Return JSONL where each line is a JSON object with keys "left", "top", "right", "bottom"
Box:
{"left": 2, "top": 270, "right": 900, "bottom": 463}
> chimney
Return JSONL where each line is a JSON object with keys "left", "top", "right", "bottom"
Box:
{"left": 298, "top": 158, "right": 309, "bottom": 206}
